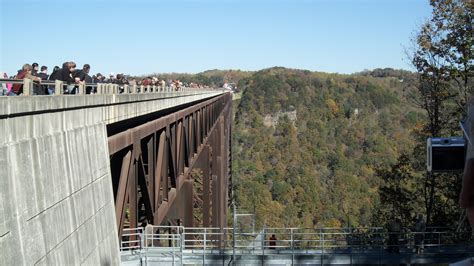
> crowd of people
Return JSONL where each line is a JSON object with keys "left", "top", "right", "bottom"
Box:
{"left": 1, "top": 61, "right": 211, "bottom": 96}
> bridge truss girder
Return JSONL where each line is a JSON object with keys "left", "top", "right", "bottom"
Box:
{"left": 107, "top": 93, "right": 232, "bottom": 238}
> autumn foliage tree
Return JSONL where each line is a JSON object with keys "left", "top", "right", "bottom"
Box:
{"left": 376, "top": 0, "right": 473, "bottom": 228}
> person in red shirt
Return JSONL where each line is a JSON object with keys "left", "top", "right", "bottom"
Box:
{"left": 9, "top": 64, "right": 41, "bottom": 96}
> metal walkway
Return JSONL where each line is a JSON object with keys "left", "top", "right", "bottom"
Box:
{"left": 119, "top": 226, "right": 474, "bottom": 265}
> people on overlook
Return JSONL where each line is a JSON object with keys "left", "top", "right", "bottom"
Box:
{"left": 37, "top": 66, "right": 49, "bottom": 95}
{"left": 413, "top": 213, "right": 426, "bottom": 254}
{"left": 269, "top": 234, "right": 277, "bottom": 249}
{"left": 58, "top": 61, "right": 77, "bottom": 94}
{"left": 74, "top": 64, "right": 93, "bottom": 94}
{"left": 1, "top": 72, "right": 11, "bottom": 95}
{"left": 9, "top": 64, "right": 41, "bottom": 96}
{"left": 93, "top": 73, "right": 105, "bottom": 83}
{"left": 47, "top": 66, "right": 61, "bottom": 94}
{"left": 30, "top": 63, "right": 43, "bottom": 95}
{"left": 31, "top": 62, "right": 39, "bottom": 76}
{"left": 2, "top": 60, "right": 213, "bottom": 96}
{"left": 107, "top": 73, "right": 115, "bottom": 83}
{"left": 38, "top": 66, "right": 48, "bottom": 80}
{"left": 387, "top": 218, "right": 401, "bottom": 253}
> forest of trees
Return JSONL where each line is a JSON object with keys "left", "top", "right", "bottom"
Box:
{"left": 231, "top": 0, "right": 472, "bottom": 230}
{"left": 144, "top": 0, "right": 471, "bottom": 231}
{"left": 232, "top": 67, "right": 423, "bottom": 228}
{"left": 375, "top": 0, "right": 472, "bottom": 230}
{"left": 128, "top": 1, "right": 472, "bottom": 233}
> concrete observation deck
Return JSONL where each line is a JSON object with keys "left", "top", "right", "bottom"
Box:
{"left": 0, "top": 88, "right": 226, "bottom": 265}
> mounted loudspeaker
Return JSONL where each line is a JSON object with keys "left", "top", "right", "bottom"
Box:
{"left": 427, "top": 137, "right": 465, "bottom": 173}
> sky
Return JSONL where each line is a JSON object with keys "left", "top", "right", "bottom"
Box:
{"left": 0, "top": 0, "right": 432, "bottom": 76}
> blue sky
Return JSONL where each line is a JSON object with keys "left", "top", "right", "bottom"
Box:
{"left": 0, "top": 0, "right": 431, "bottom": 76}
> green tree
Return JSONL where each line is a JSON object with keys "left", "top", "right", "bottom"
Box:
{"left": 377, "top": 0, "right": 472, "bottom": 228}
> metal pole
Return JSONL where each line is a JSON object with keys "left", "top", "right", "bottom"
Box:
{"left": 233, "top": 203, "right": 236, "bottom": 265}
{"left": 438, "top": 232, "right": 441, "bottom": 253}
{"left": 180, "top": 228, "right": 184, "bottom": 266}
{"left": 291, "top": 228, "right": 294, "bottom": 265}
{"left": 321, "top": 231, "right": 324, "bottom": 266}
{"left": 262, "top": 227, "right": 265, "bottom": 265}
{"left": 204, "top": 228, "right": 207, "bottom": 266}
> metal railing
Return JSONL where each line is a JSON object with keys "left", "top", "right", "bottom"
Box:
{"left": 120, "top": 226, "right": 473, "bottom": 265}
{"left": 0, "top": 78, "right": 215, "bottom": 96}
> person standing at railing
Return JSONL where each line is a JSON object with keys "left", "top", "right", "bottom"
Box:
{"left": 75, "top": 64, "right": 93, "bottom": 94}
{"left": 9, "top": 64, "right": 42, "bottom": 96}
{"left": 30, "top": 63, "right": 45, "bottom": 95}
{"left": 48, "top": 66, "right": 61, "bottom": 95}
{"left": 1, "top": 72, "right": 11, "bottom": 95}
{"left": 38, "top": 66, "right": 49, "bottom": 95}
{"left": 269, "top": 234, "right": 277, "bottom": 249}
{"left": 107, "top": 73, "right": 116, "bottom": 83}
{"left": 161, "top": 79, "right": 166, "bottom": 91}
{"left": 387, "top": 218, "right": 401, "bottom": 253}
{"left": 140, "top": 220, "right": 154, "bottom": 247}
{"left": 414, "top": 213, "right": 426, "bottom": 254}
{"left": 58, "top": 62, "right": 77, "bottom": 94}
{"left": 31, "top": 63, "right": 39, "bottom": 76}
{"left": 94, "top": 73, "right": 105, "bottom": 83}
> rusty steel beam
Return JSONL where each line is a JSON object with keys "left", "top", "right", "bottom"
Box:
{"left": 115, "top": 150, "right": 131, "bottom": 233}
{"left": 109, "top": 93, "right": 232, "bottom": 239}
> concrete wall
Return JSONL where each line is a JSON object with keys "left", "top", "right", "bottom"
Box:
{"left": 0, "top": 91, "right": 225, "bottom": 265}
{"left": 0, "top": 114, "right": 119, "bottom": 265}
{"left": 0, "top": 91, "right": 224, "bottom": 125}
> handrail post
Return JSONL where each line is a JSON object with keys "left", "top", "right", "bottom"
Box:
{"left": 152, "top": 85, "right": 156, "bottom": 93}
{"left": 78, "top": 82, "right": 85, "bottom": 94}
{"left": 438, "top": 232, "right": 441, "bottom": 253}
{"left": 203, "top": 228, "right": 206, "bottom": 265}
{"left": 55, "top": 80, "right": 63, "bottom": 95}
{"left": 96, "top": 83, "right": 101, "bottom": 94}
{"left": 140, "top": 85, "right": 144, "bottom": 93}
{"left": 180, "top": 229, "right": 184, "bottom": 266}
{"left": 262, "top": 227, "right": 265, "bottom": 265}
{"left": 291, "top": 228, "right": 294, "bottom": 265}
{"left": 23, "top": 78, "right": 32, "bottom": 96}
{"left": 321, "top": 231, "right": 325, "bottom": 266}
{"left": 123, "top": 84, "right": 129, "bottom": 94}
{"left": 132, "top": 85, "right": 137, "bottom": 93}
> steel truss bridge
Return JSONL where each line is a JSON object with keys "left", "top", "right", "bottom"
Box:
{"left": 107, "top": 92, "right": 232, "bottom": 239}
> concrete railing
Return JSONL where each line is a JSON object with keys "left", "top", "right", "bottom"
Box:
{"left": 0, "top": 78, "right": 215, "bottom": 96}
